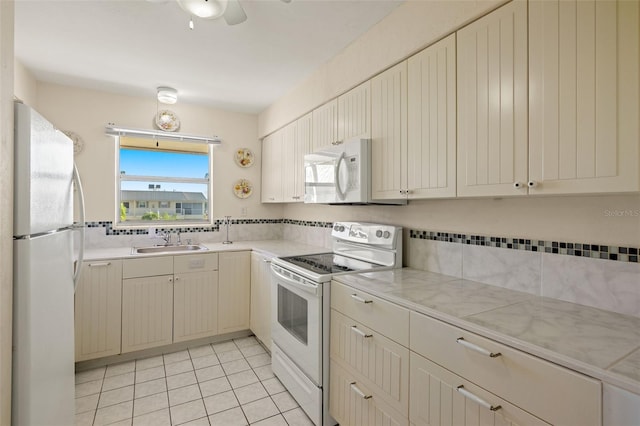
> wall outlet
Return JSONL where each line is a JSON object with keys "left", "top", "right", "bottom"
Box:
{"left": 240, "top": 207, "right": 247, "bottom": 217}
{"left": 148, "top": 227, "right": 156, "bottom": 236}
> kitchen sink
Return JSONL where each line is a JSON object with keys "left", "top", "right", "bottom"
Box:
{"left": 131, "top": 244, "right": 209, "bottom": 255}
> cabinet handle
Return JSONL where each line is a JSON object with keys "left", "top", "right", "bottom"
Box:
{"left": 527, "top": 180, "right": 538, "bottom": 188}
{"left": 263, "top": 259, "right": 271, "bottom": 263}
{"left": 457, "top": 385, "right": 501, "bottom": 412}
{"left": 456, "top": 337, "right": 501, "bottom": 358}
{"left": 350, "top": 382, "right": 372, "bottom": 399}
{"left": 351, "top": 325, "right": 372, "bottom": 338}
{"left": 168, "top": 278, "right": 173, "bottom": 282}
{"left": 174, "top": 277, "right": 179, "bottom": 281}
{"left": 351, "top": 294, "right": 372, "bottom": 304}
{"left": 332, "top": 140, "right": 343, "bottom": 146}
{"left": 88, "top": 262, "right": 111, "bottom": 267}
{"left": 513, "top": 181, "right": 523, "bottom": 189}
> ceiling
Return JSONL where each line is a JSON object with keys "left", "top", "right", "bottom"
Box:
{"left": 14, "top": 0, "right": 403, "bottom": 114}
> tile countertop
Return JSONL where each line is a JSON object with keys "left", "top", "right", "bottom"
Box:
{"left": 82, "top": 240, "right": 328, "bottom": 261}
{"left": 332, "top": 268, "right": 640, "bottom": 396}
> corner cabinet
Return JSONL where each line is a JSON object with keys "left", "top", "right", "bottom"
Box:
{"left": 261, "top": 131, "right": 283, "bottom": 203}
{"left": 528, "top": 0, "right": 640, "bottom": 194}
{"left": 250, "top": 251, "right": 272, "bottom": 350}
{"left": 456, "top": 0, "right": 529, "bottom": 197}
{"left": 218, "top": 251, "right": 251, "bottom": 334}
{"left": 74, "top": 260, "right": 123, "bottom": 362}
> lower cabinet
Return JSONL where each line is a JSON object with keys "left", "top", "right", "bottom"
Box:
{"left": 218, "top": 251, "right": 251, "bottom": 334}
{"left": 410, "top": 352, "right": 549, "bottom": 426}
{"left": 250, "top": 251, "right": 272, "bottom": 350}
{"left": 74, "top": 259, "right": 123, "bottom": 362}
{"left": 121, "top": 274, "right": 174, "bottom": 353}
{"left": 173, "top": 270, "right": 219, "bottom": 343}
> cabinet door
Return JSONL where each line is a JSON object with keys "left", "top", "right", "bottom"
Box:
{"left": 174, "top": 270, "right": 218, "bottom": 343}
{"left": 457, "top": 0, "right": 528, "bottom": 197}
{"left": 371, "top": 61, "right": 408, "bottom": 200}
{"left": 338, "top": 81, "right": 371, "bottom": 142}
{"left": 261, "top": 131, "right": 283, "bottom": 203}
{"left": 295, "top": 112, "right": 312, "bottom": 202}
{"left": 312, "top": 98, "right": 338, "bottom": 151}
{"left": 74, "top": 260, "right": 122, "bottom": 361}
{"left": 410, "top": 352, "right": 550, "bottom": 426}
{"left": 529, "top": 0, "right": 639, "bottom": 194}
{"left": 250, "top": 252, "right": 272, "bottom": 350}
{"left": 218, "top": 251, "right": 251, "bottom": 334}
{"left": 282, "top": 121, "right": 299, "bottom": 202}
{"left": 330, "top": 360, "right": 408, "bottom": 426}
{"left": 407, "top": 34, "right": 457, "bottom": 199}
{"left": 121, "top": 275, "right": 173, "bottom": 353}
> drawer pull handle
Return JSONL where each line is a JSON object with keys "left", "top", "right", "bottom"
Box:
{"left": 351, "top": 326, "right": 372, "bottom": 338}
{"left": 456, "top": 337, "right": 501, "bottom": 358}
{"left": 351, "top": 294, "right": 372, "bottom": 304}
{"left": 350, "top": 382, "right": 372, "bottom": 399}
{"left": 457, "top": 385, "right": 501, "bottom": 412}
{"left": 88, "top": 262, "right": 111, "bottom": 267}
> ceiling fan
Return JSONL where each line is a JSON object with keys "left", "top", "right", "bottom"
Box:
{"left": 175, "top": 0, "right": 291, "bottom": 26}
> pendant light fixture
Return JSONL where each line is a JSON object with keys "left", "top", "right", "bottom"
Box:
{"left": 157, "top": 87, "right": 178, "bottom": 104}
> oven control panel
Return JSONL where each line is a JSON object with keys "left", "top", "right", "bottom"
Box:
{"left": 332, "top": 221, "right": 400, "bottom": 247}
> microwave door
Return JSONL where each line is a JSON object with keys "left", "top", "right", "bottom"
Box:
{"left": 335, "top": 153, "right": 348, "bottom": 201}
{"left": 304, "top": 153, "right": 340, "bottom": 203}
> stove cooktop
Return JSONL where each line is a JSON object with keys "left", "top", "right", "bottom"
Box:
{"left": 278, "top": 252, "right": 380, "bottom": 275}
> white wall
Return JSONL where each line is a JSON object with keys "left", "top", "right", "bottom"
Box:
{"left": 35, "top": 82, "right": 284, "bottom": 222}
{"left": 284, "top": 194, "right": 640, "bottom": 248}
{"left": 14, "top": 59, "right": 36, "bottom": 107}
{"left": 258, "top": 0, "right": 507, "bottom": 137}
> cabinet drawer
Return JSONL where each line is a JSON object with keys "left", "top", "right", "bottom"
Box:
{"left": 174, "top": 252, "right": 218, "bottom": 273}
{"left": 123, "top": 256, "right": 173, "bottom": 278}
{"left": 330, "top": 309, "right": 409, "bottom": 415}
{"left": 331, "top": 281, "right": 409, "bottom": 346}
{"left": 410, "top": 312, "right": 601, "bottom": 426}
{"left": 410, "top": 352, "right": 549, "bottom": 426}
{"left": 330, "top": 360, "right": 408, "bottom": 426}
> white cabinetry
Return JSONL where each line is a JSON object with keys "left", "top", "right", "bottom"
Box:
{"left": 407, "top": 33, "right": 457, "bottom": 198}
{"left": 330, "top": 281, "right": 410, "bottom": 424}
{"left": 173, "top": 253, "right": 219, "bottom": 343}
{"left": 282, "top": 114, "right": 312, "bottom": 202}
{"left": 74, "top": 260, "right": 122, "bottom": 361}
{"left": 371, "top": 61, "right": 408, "bottom": 200}
{"left": 603, "top": 383, "right": 640, "bottom": 426}
{"left": 456, "top": 0, "right": 528, "bottom": 197}
{"left": 528, "top": 0, "right": 639, "bottom": 194}
{"left": 311, "top": 82, "right": 371, "bottom": 152}
{"left": 121, "top": 256, "right": 174, "bottom": 353}
{"left": 218, "top": 251, "right": 251, "bottom": 334}
{"left": 250, "top": 251, "right": 272, "bottom": 350}
{"left": 261, "top": 130, "right": 283, "bottom": 203}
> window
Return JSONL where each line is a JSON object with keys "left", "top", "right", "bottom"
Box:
{"left": 116, "top": 137, "right": 212, "bottom": 226}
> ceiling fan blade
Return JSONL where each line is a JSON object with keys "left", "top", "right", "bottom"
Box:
{"left": 224, "top": 0, "right": 247, "bottom": 25}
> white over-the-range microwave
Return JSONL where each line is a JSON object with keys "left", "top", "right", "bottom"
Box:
{"left": 303, "top": 138, "right": 405, "bottom": 205}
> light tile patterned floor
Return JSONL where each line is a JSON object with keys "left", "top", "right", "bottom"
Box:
{"left": 75, "top": 337, "right": 314, "bottom": 426}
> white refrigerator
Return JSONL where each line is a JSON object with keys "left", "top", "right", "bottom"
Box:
{"left": 12, "top": 102, "right": 85, "bottom": 425}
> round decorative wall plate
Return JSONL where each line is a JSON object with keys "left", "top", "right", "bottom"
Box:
{"left": 64, "top": 131, "right": 84, "bottom": 155}
{"left": 233, "top": 179, "right": 253, "bottom": 198}
{"left": 155, "top": 110, "right": 180, "bottom": 132}
{"left": 234, "top": 148, "right": 254, "bottom": 168}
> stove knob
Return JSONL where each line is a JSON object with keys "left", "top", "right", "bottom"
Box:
{"left": 383, "top": 231, "right": 391, "bottom": 239}
{"left": 339, "top": 225, "right": 345, "bottom": 232}
{"left": 333, "top": 225, "right": 339, "bottom": 231}
{"left": 375, "top": 230, "right": 383, "bottom": 238}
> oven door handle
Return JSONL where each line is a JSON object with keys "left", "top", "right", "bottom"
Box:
{"left": 271, "top": 266, "right": 319, "bottom": 295}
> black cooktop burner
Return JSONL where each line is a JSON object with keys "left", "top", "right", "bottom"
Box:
{"left": 280, "top": 253, "right": 358, "bottom": 275}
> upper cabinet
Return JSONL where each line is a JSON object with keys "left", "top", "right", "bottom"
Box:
{"left": 528, "top": 0, "right": 639, "bottom": 194}
{"left": 311, "top": 82, "right": 372, "bottom": 152}
{"left": 371, "top": 61, "right": 408, "bottom": 200}
{"left": 456, "top": 0, "right": 529, "bottom": 197}
{"left": 284, "top": 113, "right": 312, "bottom": 202}
{"left": 407, "top": 33, "right": 457, "bottom": 199}
{"left": 261, "top": 130, "right": 283, "bottom": 203}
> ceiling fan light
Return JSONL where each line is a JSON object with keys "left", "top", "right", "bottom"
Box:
{"left": 157, "top": 86, "right": 178, "bottom": 104}
{"left": 177, "top": 0, "right": 228, "bottom": 19}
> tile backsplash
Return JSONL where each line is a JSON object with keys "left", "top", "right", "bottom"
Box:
{"left": 82, "top": 219, "right": 640, "bottom": 318}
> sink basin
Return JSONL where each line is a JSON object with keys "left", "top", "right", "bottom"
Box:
{"left": 131, "top": 244, "right": 208, "bottom": 255}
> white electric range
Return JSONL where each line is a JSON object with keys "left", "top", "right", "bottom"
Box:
{"left": 270, "top": 222, "right": 403, "bottom": 426}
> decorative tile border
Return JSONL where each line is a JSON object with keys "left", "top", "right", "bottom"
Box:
{"left": 409, "top": 230, "right": 639, "bottom": 263}
{"left": 283, "top": 219, "right": 334, "bottom": 228}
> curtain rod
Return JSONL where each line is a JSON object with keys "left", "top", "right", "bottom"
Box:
{"left": 105, "top": 125, "right": 222, "bottom": 145}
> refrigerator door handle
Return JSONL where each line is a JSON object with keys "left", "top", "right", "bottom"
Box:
{"left": 72, "top": 163, "right": 86, "bottom": 292}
